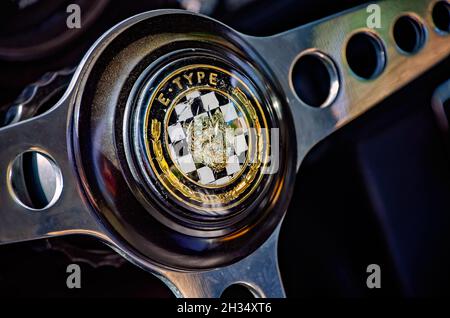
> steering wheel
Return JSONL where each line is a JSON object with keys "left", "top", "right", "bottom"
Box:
{"left": 0, "top": 0, "right": 449, "bottom": 297}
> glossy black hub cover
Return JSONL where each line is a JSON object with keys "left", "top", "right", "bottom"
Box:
{"left": 72, "top": 11, "right": 296, "bottom": 269}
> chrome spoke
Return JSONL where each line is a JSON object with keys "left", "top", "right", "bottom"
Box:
{"left": 246, "top": 0, "right": 450, "bottom": 170}
{"left": 0, "top": 96, "right": 100, "bottom": 245}
{"left": 160, "top": 226, "right": 284, "bottom": 298}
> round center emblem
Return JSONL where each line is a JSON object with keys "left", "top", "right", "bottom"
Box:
{"left": 166, "top": 87, "right": 250, "bottom": 187}
{"left": 133, "top": 57, "right": 271, "bottom": 216}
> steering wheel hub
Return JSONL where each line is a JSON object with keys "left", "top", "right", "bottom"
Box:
{"left": 129, "top": 56, "right": 271, "bottom": 222}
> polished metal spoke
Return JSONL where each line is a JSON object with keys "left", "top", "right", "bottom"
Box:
{"left": 160, "top": 226, "right": 284, "bottom": 298}
{"left": 246, "top": 0, "right": 450, "bottom": 169}
{"left": 0, "top": 96, "right": 100, "bottom": 245}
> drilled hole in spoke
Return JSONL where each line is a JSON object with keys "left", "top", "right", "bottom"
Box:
{"left": 291, "top": 50, "right": 339, "bottom": 108}
{"left": 345, "top": 31, "right": 386, "bottom": 80}
{"left": 8, "top": 151, "right": 63, "bottom": 210}
{"left": 393, "top": 15, "right": 427, "bottom": 54}
{"left": 433, "top": 1, "right": 450, "bottom": 34}
{"left": 221, "top": 284, "right": 256, "bottom": 298}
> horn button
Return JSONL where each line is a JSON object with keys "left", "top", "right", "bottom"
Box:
{"left": 73, "top": 14, "right": 295, "bottom": 269}
{"left": 129, "top": 56, "right": 271, "bottom": 225}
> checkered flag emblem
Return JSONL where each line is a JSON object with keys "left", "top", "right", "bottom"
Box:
{"left": 167, "top": 90, "right": 250, "bottom": 186}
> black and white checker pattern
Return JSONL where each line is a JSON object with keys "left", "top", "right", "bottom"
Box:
{"left": 167, "top": 90, "right": 249, "bottom": 186}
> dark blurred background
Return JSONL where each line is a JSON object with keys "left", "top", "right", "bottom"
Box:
{"left": 1, "top": 0, "right": 450, "bottom": 298}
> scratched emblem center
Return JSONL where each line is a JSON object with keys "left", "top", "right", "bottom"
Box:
{"left": 166, "top": 86, "right": 250, "bottom": 187}
{"left": 141, "top": 63, "right": 270, "bottom": 213}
